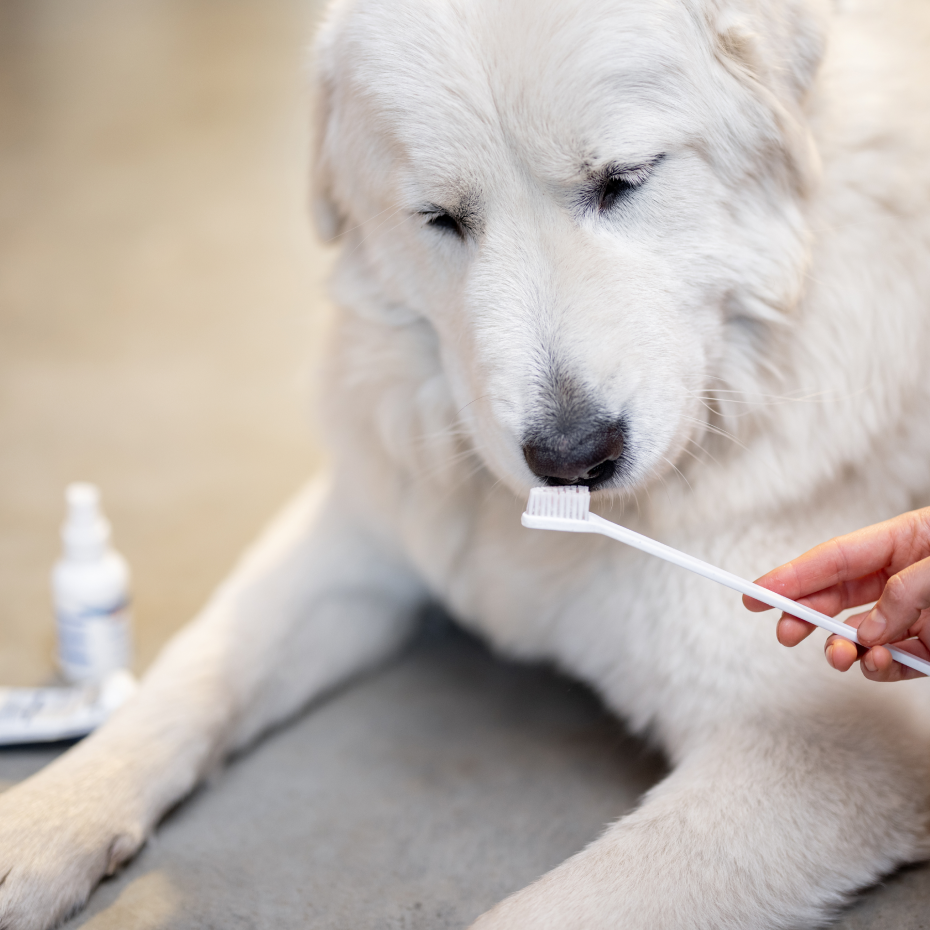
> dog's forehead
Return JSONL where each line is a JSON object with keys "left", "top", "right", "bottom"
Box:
{"left": 332, "top": 0, "right": 708, "bottom": 178}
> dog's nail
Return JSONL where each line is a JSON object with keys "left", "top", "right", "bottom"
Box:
{"left": 858, "top": 610, "right": 887, "bottom": 645}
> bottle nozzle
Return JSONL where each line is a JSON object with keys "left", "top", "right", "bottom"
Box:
{"left": 67, "top": 481, "right": 100, "bottom": 515}
{"left": 62, "top": 482, "right": 111, "bottom": 559}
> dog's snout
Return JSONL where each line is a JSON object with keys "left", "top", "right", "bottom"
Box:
{"left": 522, "top": 419, "right": 625, "bottom": 489}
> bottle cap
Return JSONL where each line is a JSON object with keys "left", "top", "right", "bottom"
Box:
{"left": 62, "top": 482, "right": 111, "bottom": 559}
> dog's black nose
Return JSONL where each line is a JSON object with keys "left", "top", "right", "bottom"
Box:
{"left": 522, "top": 419, "right": 625, "bottom": 488}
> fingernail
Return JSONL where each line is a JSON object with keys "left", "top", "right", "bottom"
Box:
{"left": 858, "top": 610, "right": 887, "bottom": 645}
{"left": 863, "top": 651, "right": 877, "bottom": 673}
{"left": 825, "top": 643, "right": 836, "bottom": 669}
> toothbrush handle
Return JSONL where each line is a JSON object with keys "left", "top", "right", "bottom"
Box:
{"left": 576, "top": 514, "right": 930, "bottom": 678}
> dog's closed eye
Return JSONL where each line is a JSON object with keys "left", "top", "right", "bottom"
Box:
{"left": 585, "top": 158, "right": 662, "bottom": 215}
{"left": 598, "top": 174, "right": 639, "bottom": 212}
{"left": 427, "top": 211, "right": 466, "bottom": 238}
{"left": 419, "top": 206, "right": 469, "bottom": 240}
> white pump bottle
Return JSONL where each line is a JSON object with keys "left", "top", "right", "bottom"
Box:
{"left": 52, "top": 483, "right": 133, "bottom": 683}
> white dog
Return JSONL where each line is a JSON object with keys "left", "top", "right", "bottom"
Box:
{"left": 3, "top": 0, "right": 930, "bottom": 927}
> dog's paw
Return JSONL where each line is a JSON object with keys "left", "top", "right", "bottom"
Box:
{"left": 0, "top": 766, "right": 144, "bottom": 930}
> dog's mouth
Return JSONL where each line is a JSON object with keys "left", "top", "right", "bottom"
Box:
{"left": 540, "top": 458, "right": 618, "bottom": 488}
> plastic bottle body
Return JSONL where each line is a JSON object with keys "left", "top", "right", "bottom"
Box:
{"left": 53, "top": 552, "right": 132, "bottom": 682}
{"left": 52, "top": 484, "right": 133, "bottom": 683}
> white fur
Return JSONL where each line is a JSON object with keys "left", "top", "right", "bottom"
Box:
{"left": 2, "top": 1, "right": 930, "bottom": 927}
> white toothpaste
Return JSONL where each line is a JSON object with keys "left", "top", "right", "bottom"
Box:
{"left": 0, "top": 669, "right": 137, "bottom": 746}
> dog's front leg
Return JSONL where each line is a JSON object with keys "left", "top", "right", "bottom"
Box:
{"left": 0, "top": 475, "right": 426, "bottom": 930}
{"left": 469, "top": 695, "right": 930, "bottom": 930}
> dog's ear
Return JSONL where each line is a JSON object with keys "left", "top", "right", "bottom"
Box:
{"left": 709, "top": 0, "right": 830, "bottom": 105}
{"left": 705, "top": 0, "right": 830, "bottom": 193}
{"left": 309, "top": 20, "right": 346, "bottom": 243}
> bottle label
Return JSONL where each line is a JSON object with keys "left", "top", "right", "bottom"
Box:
{"left": 57, "top": 602, "right": 132, "bottom": 682}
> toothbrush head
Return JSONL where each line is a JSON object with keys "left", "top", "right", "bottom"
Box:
{"left": 525, "top": 486, "right": 591, "bottom": 521}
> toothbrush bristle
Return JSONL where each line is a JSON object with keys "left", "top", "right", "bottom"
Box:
{"left": 526, "top": 486, "right": 591, "bottom": 520}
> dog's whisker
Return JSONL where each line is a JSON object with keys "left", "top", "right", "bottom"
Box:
{"left": 454, "top": 393, "right": 496, "bottom": 418}
{"left": 678, "top": 443, "right": 713, "bottom": 469}
{"left": 418, "top": 447, "right": 482, "bottom": 483}
{"left": 684, "top": 437, "right": 725, "bottom": 470}
{"left": 344, "top": 207, "right": 411, "bottom": 260}
{"left": 329, "top": 202, "right": 410, "bottom": 241}
{"left": 411, "top": 426, "right": 472, "bottom": 449}
{"left": 681, "top": 415, "right": 749, "bottom": 452}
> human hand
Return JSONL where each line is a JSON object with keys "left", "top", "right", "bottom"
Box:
{"left": 742, "top": 508, "right": 930, "bottom": 681}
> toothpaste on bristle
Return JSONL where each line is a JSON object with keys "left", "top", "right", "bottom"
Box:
{"left": 526, "top": 486, "right": 591, "bottom": 520}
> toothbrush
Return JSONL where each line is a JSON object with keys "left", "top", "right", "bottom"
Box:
{"left": 522, "top": 486, "right": 930, "bottom": 678}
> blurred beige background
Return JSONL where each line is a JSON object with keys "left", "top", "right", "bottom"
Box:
{"left": 0, "top": 0, "right": 330, "bottom": 685}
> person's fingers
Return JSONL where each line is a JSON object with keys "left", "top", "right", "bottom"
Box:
{"left": 745, "top": 573, "right": 889, "bottom": 615}
{"left": 824, "top": 611, "right": 929, "bottom": 680}
{"left": 856, "top": 555, "right": 930, "bottom": 646}
{"left": 824, "top": 634, "right": 859, "bottom": 672}
{"left": 746, "top": 573, "right": 888, "bottom": 617}
{"left": 860, "top": 643, "right": 929, "bottom": 682}
{"left": 792, "top": 574, "right": 887, "bottom": 616}
{"left": 743, "top": 591, "right": 777, "bottom": 612}
{"left": 746, "top": 531, "right": 893, "bottom": 610}
{"left": 746, "top": 509, "right": 930, "bottom": 611}
{"left": 770, "top": 592, "right": 874, "bottom": 651}
{"left": 775, "top": 614, "right": 816, "bottom": 646}
{"left": 743, "top": 540, "right": 879, "bottom": 612}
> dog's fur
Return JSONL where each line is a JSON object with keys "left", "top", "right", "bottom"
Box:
{"left": 3, "top": 0, "right": 930, "bottom": 927}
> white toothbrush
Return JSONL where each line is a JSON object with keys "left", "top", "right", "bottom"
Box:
{"left": 522, "top": 486, "right": 930, "bottom": 677}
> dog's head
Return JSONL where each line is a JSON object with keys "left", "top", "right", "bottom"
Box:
{"left": 312, "top": 0, "right": 828, "bottom": 498}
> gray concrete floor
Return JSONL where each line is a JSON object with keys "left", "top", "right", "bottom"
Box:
{"left": 1, "top": 2, "right": 928, "bottom": 927}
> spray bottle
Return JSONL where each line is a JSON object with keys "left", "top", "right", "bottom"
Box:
{"left": 52, "top": 483, "right": 133, "bottom": 683}
{"left": 0, "top": 483, "right": 137, "bottom": 745}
